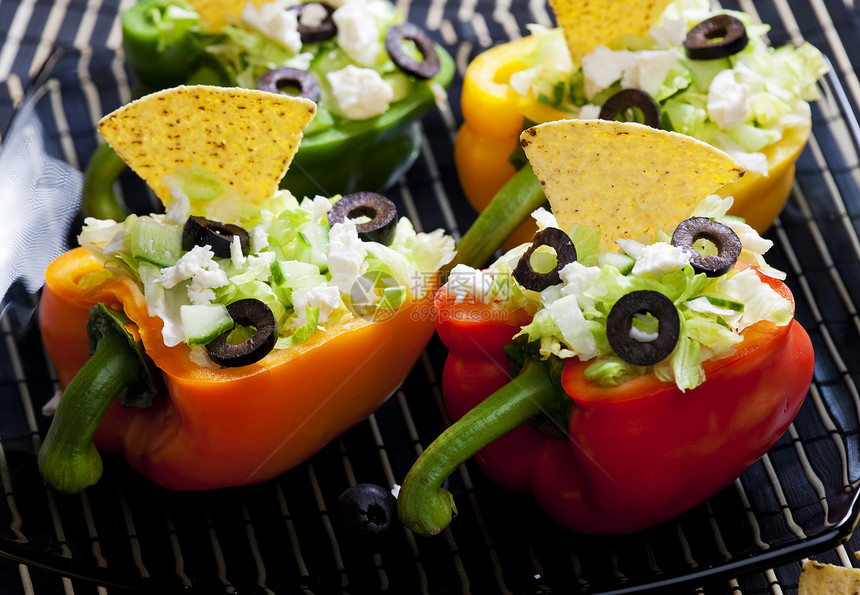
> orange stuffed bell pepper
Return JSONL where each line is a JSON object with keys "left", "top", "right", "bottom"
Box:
{"left": 397, "top": 119, "right": 815, "bottom": 536}
{"left": 37, "top": 85, "right": 496, "bottom": 493}
{"left": 455, "top": 0, "right": 828, "bottom": 248}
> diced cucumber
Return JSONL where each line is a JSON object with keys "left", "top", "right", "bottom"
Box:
{"left": 180, "top": 303, "right": 234, "bottom": 346}
{"left": 272, "top": 260, "right": 322, "bottom": 288}
{"left": 599, "top": 252, "right": 636, "bottom": 275}
{"left": 128, "top": 216, "right": 184, "bottom": 268}
{"left": 703, "top": 294, "right": 745, "bottom": 312}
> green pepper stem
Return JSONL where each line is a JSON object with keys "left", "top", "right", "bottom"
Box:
{"left": 450, "top": 166, "right": 545, "bottom": 270}
{"left": 397, "top": 360, "right": 558, "bottom": 536}
{"left": 38, "top": 331, "right": 139, "bottom": 494}
{"left": 81, "top": 142, "right": 131, "bottom": 221}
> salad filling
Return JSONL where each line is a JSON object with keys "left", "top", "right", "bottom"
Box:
{"left": 446, "top": 194, "right": 791, "bottom": 391}
{"left": 77, "top": 187, "right": 455, "bottom": 367}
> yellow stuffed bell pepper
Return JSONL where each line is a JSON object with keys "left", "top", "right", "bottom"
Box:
{"left": 455, "top": 2, "right": 827, "bottom": 249}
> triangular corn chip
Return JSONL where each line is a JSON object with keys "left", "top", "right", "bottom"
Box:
{"left": 520, "top": 119, "right": 744, "bottom": 243}
{"left": 548, "top": 0, "right": 674, "bottom": 63}
{"left": 98, "top": 85, "right": 316, "bottom": 210}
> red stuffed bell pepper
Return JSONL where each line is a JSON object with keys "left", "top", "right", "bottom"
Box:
{"left": 397, "top": 119, "right": 815, "bottom": 536}
{"left": 413, "top": 268, "right": 812, "bottom": 535}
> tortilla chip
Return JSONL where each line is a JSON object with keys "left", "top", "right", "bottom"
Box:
{"left": 548, "top": 0, "right": 674, "bottom": 63}
{"left": 519, "top": 120, "right": 744, "bottom": 244}
{"left": 98, "top": 85, "right": 316, "bottom": 209}
{"left": 799, "top": 559, "right": 860, "bottom": 594}
{"left": 187, "top": 0, "right": 266, "bottom": 31}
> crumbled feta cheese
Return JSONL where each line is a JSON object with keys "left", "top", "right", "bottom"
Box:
{"left": 631, "top": 242, "right": 691, "bottom": 276}
{"left": 620, "top": 50, "right": 677, "bottom": 97}
{"left": 582, "top": 46, "right": 633, "bottom": 98}
{"left": 446, "top": 264, "right": 494, "bottom": 303}
{"left": 300, "top": 194, "right": 332, "bottom": 222}
{"left": 230, "top": 235, "right": 246, "bottom": 268}
{"left": 649, "top": 17, "right": 686, "bottom": 48}
{"left": 708, "top": 69, "right": 749, "bottom": 129}
{"left": 158, "top": 245, "right": 229, "bottom": 305}
{"left": 531, "top": 207, "right": 558, "bottom": 230}
{"left": 327, "top": 65, "right": 393, "bottom": 119}
{"left": 582, "top": 46, "right": 676, "bottom": 99}
{"left": 559, "top": 261, "right": 602, "bottom": 309}
{"left": 299, "top": 2, "right": 328, "bottom": 27}
{"left": 578, "top": 103, "right": 602, "bottom": 120}
{"left": 328, "top": 221, "right": 367, "bottom": 292}
{"left": 285, "top": 52, "right": 314, "bottom": 71}
{"left": 251, "top": 222, "right": 270, "bottom": 253}
{"left": 332, "top": 0, "right": 380, "bottom": 66}
{"left": 242, "top": 1, "right": 301, "bottom": 53}
{"left": 292, "top": 283, "right": 342, "bottom": 326}
{"left": 166, "top": 187, "right": 191, "bottom": 225}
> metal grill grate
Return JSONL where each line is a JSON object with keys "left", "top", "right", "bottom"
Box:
{"left": 2, "top": 1, "right": 860, "bottom": 594}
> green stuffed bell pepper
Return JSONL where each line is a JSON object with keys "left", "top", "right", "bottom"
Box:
{"left": 82, "top": 0, "right": 454, "bottom": 219}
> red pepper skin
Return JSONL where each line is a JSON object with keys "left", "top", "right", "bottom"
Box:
{"left": 40, "top": 247, "right": 437, "bottom": 490}
{"left": 435, "top": 269, "right": 814, "bottom": 534}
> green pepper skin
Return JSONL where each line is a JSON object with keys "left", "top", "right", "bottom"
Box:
{"left": 121, "top": 0, "right": 209, "bottom": 90}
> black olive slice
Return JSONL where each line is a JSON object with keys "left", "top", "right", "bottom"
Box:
{"left": 257, "top": 67, "right": 322, "bottom": 104}
{"left": 286, "top": 2, "right": 336, "bottom": 43}
{"left": 384, "top": 23, "right": 440, "bottom": 79}
{"left": 182, "top": 216, "right": 250, "bottom": 258}
{"left": 337, "top": 483, "right": 401, "bottom": 550}
{"left": 684, "top": 14, "right": 749, "bottom": 60}
{"left": 328, "top": 192, "right": 398, "bottom": 245}
{"left": 671, "top": 216, "right": 742, "bottom": 277}
{"left": 606, "top": 290, "right": 680, "bottom": 366}
{"left": 206, "top": 299, "right": 277, "bottom": 367}
{"left": 599, "top": 89, "right": 662, "bottom": 129}
{"left": 513, "top": 227, "right": 578, "bottom": 291}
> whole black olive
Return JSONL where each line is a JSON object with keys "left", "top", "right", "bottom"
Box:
{"left": 513, "top": 227, "right": 578, "bottom": 291}
{"left": 599, "top": 88, "right": 662, "bottom": 129}
{"left": 337, "top": 483, "right": 401, "bottom": 550}
{"left": 257, "top": 67, "right": 322, "bottom": 104}
{"left": 606, "top": 290, "right": 680, "bottom": 366}
{"left": 671, "top": 216, "right": 742, "bottom": 277}
{"left": 182, "top": 216, "right": 250, "bottom": 258}
{"left": 206, "top": 299, "right": 277, "bottom": 367}
{"left": 384, "top": 23, "right": 440, "bottom": 79}
{"left": 684, "top": 14, "right": 749, "bottom": 60}
{"left": 328, "top": 192, "right": 398, "bottom": 245}
{"left": 286, "top": 2, "right": 336, "bottom": 43}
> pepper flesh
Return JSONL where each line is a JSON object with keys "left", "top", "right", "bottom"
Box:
{"left": 403, "top": 267, "right": 814, "bottom": 535}
{"left": 454, "top": 34, "right": 812, "bottom": 249}
{"left": 40, "top": 247, "right": 437, "bottom": 490}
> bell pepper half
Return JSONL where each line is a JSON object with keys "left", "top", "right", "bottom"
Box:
{"left": 82, "top": 0, "right": 455, "bottom": 219}
{"left": 454, "top": 32, "right": 817, "bottom": 250}
{"left": 397, "top": 265, "right": 814, "bottom": 536}
{"left": 39, "top": 246, "right": 438, "bottom": 491}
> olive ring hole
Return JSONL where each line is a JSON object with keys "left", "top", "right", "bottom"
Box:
{"left": 513, "top": 227, "right": 577, "bottom": 292}
{"left": 607, "top": 290, "right": 680, "bottom": 366}
{"left": 384, "top": 23, "right": 440, "bottom": 79}
{"left": 671, "top": 217, "right": 742, "bottom": 277}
